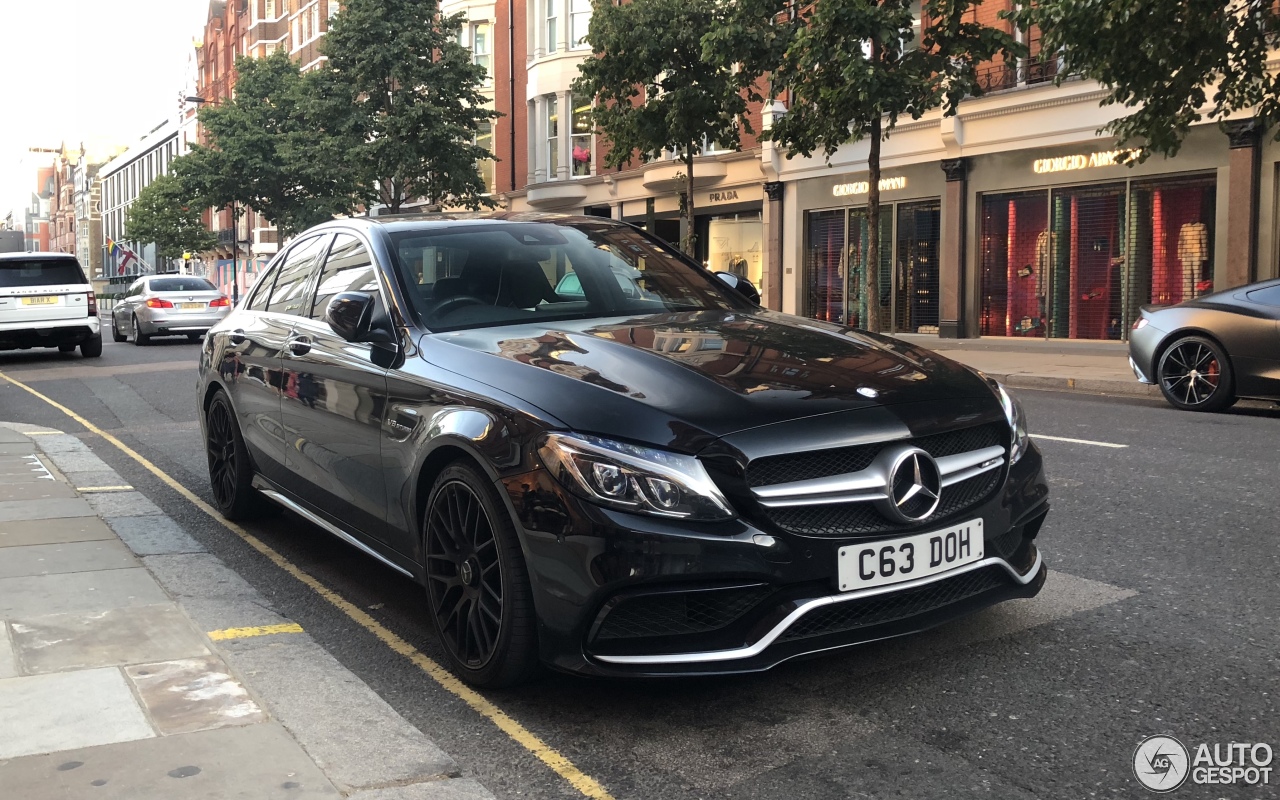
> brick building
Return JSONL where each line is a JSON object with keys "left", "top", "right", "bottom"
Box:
{"left": 24, "top": 167, "right": 54, "bottom": 253}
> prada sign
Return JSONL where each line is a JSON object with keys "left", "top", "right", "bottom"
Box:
{"left": 833, "top": 176, "right": 907, "bottom": 197}
{"left": 1033, "top": 149, "right": 1142, "bottom": 174}
{"left": 707, "top": 190, "right": 741, "bottom": 203}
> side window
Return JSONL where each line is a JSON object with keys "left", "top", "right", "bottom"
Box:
{"left": 246, "top": 260, "right": 283, "bottom": 312}
{"left": 128, "top": 279, "right": 143, "bottom": 296}
{"left": 310, "top": 233, "right": 378, "bottom": 320}
{"left": 267, "top": 235, "right": 329, "bottom": 316}
{"left": 1246, "top": 285, "right": 1280, "bottom": 307}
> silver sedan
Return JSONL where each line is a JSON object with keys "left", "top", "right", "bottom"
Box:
{"left": 110, "top": 275, "right": 231, "bottom": 345}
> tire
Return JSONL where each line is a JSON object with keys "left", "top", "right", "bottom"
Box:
{"left": 204, "top": 391, "right": 275, "bottom": 520}
{"left": 111, "top": 315, "right": 126, "bottom": 342}
{"left": 133, "top": 316, "right": 150, "bottom": 346}
{"left": 1157, "top": 335, "right": 1235, "bottom": 412}
{"left": 422, "top": 461, "right": 540, "bottom": 688}
{"left": 58, "top": 343, "right": 76, "bottom": 353}
{"left": 80, "top": 335, "right": 103, "bottom": 358}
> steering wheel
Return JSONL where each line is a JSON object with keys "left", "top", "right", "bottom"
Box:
{"left": 430, "top": 294, "right": 489, "bottom": 317}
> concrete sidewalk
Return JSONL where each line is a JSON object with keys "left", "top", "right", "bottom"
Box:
{"left": 893, "top": 333, "right": 1159, "bottom": 398}
{"left": 0, "top": 424, "right": 491, "bottom": 800}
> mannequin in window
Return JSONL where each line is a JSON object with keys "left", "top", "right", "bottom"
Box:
{"left": 1177, "top": 221, "right": 1209, "bottom": 296}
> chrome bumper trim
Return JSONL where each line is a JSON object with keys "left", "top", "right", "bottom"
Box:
{"left": 594, "top": 548, "right": 1043, "bottom": 666}
{"left": 257, "top": 488, "right": 414, "bottom": 578}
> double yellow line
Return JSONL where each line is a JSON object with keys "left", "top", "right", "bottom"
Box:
{"left": 0, "top": 369, "right": 614, "bottom": 800}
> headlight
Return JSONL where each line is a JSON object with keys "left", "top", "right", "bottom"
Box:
{"left": 537, "top": 433, "right": 734, "bottom": 520}
{"left": 993, "top": 382, "right": 1030, "bottom": 463}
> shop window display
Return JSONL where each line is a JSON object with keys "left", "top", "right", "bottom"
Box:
{"left": 1126, "top": 176, "right": 1216, "bottom": 327}
{"left": 706, "top": 214, "right": 763, "bottom": 289}
{"left": 804, "top": 210, "right": 845, "bottom": 323}
{"left": 846, "top": 208, "right": 893, "bottom": 330}
{"left": 980, "top": 191, "right": 1048, "bottom": 337}
{"left": 895, "top": 201, "right": 941, "bottom": 334}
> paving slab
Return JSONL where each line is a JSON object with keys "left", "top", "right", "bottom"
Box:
{"left": 0, "top": 516, "right": 116, "bottom": 548}
{"left": 0, "top": 539, "right": 139, "bottom": 579}
{"left": 0, "top": 442, "right": 38, "bottom": 456}
{"left": 0, "top": 623, "right": 17, "bottom": 679}
{"left": 0, "top": 427, "right": 33, "bottom": 444}
{"left": 62, "top": 469, "right": 132, "bottom": 490}
{"left": 0, "top": 721, "right": 341, "bottom": 800}
{"left": 126, "top": 655, "right": 266, "bottom": 736}
{"left": 0, "top": 496, "right": 95, "bottom": 522}
{"left": 0, "top": 480, "right": 77, "bottom": 502}
{"left": 0, "top": 667, "right": 155, "bottom": 759}
{"left": 225, "top": 637, "right": 457, "bottom": 792}
{"left": 9, "top": 604, "right": 210, "bottom": 674}
{"left": 347, "top": 779, "right": 496, "bottom": 800}
{"left": 83, "top": 490, "right": 164, "bottom": 518}
{"left": 107, "top": 515, "right": 206, "bottom": 556}
{"left": 39, "top": 449, "right": 113, "bottom": 474}
{"left": 0, "top": 568, "right": 171, "bottom": 618}
{"left": 29, "top": 434, "right": 93, "bottom": 454}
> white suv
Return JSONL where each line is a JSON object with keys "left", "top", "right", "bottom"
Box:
{"left": 0, "top": 253, "right": 102, "bottom": 358}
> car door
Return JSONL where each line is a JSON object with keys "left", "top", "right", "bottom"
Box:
{"left": 1240, "top": 284, "right": 1280, "bottom": 396}
{"left": 117, "top": 279, "right": 142, "bottom": 333}
{"left": 224, "top": 235, "right": 329, "bottom": 487}
{"left": 276, "top": 232, "right": 393, "bottom": 543}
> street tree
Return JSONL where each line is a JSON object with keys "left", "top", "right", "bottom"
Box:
{"left": 123, "top": 174, "right": 217, "bottom": 261}
{"left": 319, "top": 0, "right": 499, "bottom": 214}
{"left": 1016, "top": 0, "right": 1280, "bottom": 158}
{"left": 573, "top": 0, "right": 753, "bottom": 255}
{"left": 175, "top": 50, "right": 363, "bottom": 240}
{"left": 708, "top": 0, "right": 1021, "bottom": 331}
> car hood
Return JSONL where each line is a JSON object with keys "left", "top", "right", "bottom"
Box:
{"left": 420, "top": 310, "right": 995, "bottom": 451}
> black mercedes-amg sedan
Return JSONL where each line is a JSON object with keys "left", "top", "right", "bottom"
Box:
{"left": 197, "top": 214, "right": 1049, "bottom": 687}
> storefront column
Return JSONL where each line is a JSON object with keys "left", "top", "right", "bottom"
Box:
{"left": 939, "top": 158, "right": 968, "bottom": 338}
{"left": 1225, "top": 118, "right": 1260, "bottom": 289}
{"left": 762, "top": 181, "right": 784, "bottom": 310}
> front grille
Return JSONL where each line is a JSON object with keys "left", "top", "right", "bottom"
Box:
{"left": 764, "top": 468, "right": 1002, "bottom": 537}
{"left": 779, "top": 566, "right": 1008, "bottom": 642}
{"left": 593, "top": 584, "right": 774, "bottom": 641}
{"left": 747, "top": 423, "right": 1002, "bottom": 488}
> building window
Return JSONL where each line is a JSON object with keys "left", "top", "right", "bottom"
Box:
{"left": 545, "top": 0, "right": 558, "bottom": 54}
{"left": 476, "top": 120, "right": 495, "bottom": 195}
{"left": 327, "top": 0, "right": 338, "bottom": 18}
{"left": 546, "top": 96, "right": 559, "bottom": 180}
{"left": 266, "top": 0, "right": 277, "bottom": 18}
{"left": 570, "top": 98, "right": 592, "bottom": 177}
{"left": 473, "top": 22, "right": 491, "bottom": 81}
{"left": 570, "top": 0, "right": 591, "bottom": 47}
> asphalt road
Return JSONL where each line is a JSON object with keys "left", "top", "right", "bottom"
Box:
{"left": 1, "top": 337, "right": 1277, "bottom": 800}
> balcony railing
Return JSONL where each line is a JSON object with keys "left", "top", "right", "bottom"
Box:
{"left": 974, "top": 53, "right": 1064, "bottom": 94}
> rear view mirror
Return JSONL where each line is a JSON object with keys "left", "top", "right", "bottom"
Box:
{"left": 713, "top": 272, "right": 761, "bottom": 305}
{"left": 326, "top": 292, "right": 375, "bottom": 342}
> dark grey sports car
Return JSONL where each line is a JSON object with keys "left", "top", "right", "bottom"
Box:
{"left": 1129, "top": 278, "right": 1280, "bottom": 411}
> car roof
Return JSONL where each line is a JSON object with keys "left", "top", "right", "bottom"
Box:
{"left": 0, "top": 252, "right": 81, "bottom": 262}
{"left": 305, "top": 212, "right": 624, "bottom": 237}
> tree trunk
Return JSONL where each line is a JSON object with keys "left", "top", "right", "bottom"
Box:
{"left": 865, "top": 40, "right": 883, "bottom": 333}
{"left": 682, "top": 149, "right": 697, "bottom": 257}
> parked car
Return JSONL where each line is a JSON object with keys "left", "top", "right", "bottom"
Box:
{"left": 197, "top": 214, "right": 1049, "bottom": 687}
{"left": 1129, "top": 278, "right": 1280, "bottom": 412}
{"left": 0, "top": 253, "right": 101, "bottom": 357}
{"left": 111, "top": 275, "right": 231, "bottom": 344}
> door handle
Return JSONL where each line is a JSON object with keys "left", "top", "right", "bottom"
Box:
{"left": 229, "top": 329, "right": 246, "bottom": 345}
{"left": 287, "top": 337, "right": 312, "bottom": 357}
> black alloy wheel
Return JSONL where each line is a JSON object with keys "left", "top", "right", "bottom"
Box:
{"left": 423, "top": 462, "right": 539, "bottom": 687}
{"left": 1157, "top": 335, "right": 1235, "bottom": 412}
{"left": 205, "top": 392, "right": 273, "bottom": 519}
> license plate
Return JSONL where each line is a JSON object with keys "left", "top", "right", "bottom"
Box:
{"left": 180, "top": 302, "right": 205, "bottom": 310}
{"left": 838, "top": 519, "right": 984, "bottom": 592}
{"left": 21, "top": 296, "right": 58, "bottom": 306}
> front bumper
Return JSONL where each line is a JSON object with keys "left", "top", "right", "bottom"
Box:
{"left": 503, "top": 441, "right": 1050, "bottom": 677}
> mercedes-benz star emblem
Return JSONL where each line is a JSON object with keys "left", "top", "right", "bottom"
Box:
{"left": 883, "top": 448, "right": 942, "bottom": 523}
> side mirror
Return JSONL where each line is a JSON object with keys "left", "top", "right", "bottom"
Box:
{"left": 325, "top": 292, "right": 376, "bottom": 342}
{"left": 713, "top": 271, "right": 761, "bottom": 305}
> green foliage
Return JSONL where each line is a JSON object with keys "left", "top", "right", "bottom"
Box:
{"left": 708, "top": 0, "right": 1021, "bottom": 327}
{"left": 573, "top": 0, "right": 752, "bottom": 253}
{"left": 124, "top": 174, "right": 216, "bottom": 260}
{"left": 319, "top": 0, "right": 499, "bottom": 213}
{"left": 177, "top": 51, "right": 364, "bottom": 239}
{"left": 1016, "top": 1, "right": 1280, "bottom": 158}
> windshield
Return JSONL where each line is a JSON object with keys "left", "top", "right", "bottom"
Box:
{"left": 0, "top": 258, "right": 87, "bottom": 288}
{"left": 388, "top": 221, "right": 752, "bottom": 331}
{"left": 149, "top": 277, "right": 216, "bottom": 293}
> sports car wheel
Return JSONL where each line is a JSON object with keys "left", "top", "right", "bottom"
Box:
{"left": 423, "top": 462, "right": 539, "bottom": 688}
{"left": 205, "top": 391, "right": 274, "bottom": 519}
{"left": 1157, "top": 335, "right": 1235, "bottom": 412}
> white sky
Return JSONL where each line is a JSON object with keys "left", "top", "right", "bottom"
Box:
{"left": 0, "top": 0, "right": 208, "bottom": 221}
